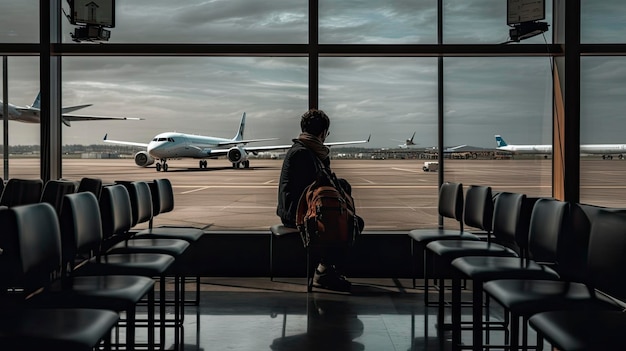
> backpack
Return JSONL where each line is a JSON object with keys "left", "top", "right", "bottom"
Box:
{"left": 295, "top": 156, "right": 359, "bottom": 248}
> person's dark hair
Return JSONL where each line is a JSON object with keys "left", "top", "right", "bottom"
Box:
{"left": 300, "top": 109, "right": 330, "bottom": 136}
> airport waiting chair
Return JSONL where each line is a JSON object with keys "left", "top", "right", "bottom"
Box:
{"left": 408, "top": 183, "right": 490, "bottom": 303}
{"left": 425, "top": 192, "right": 534, "bottom": 334}
{"left": 40, "top": 179, "right": 76, "bottom": 214}
{"left": 76, "top": 176, "right": 103, "bottom": 200}
{"left": 0, "top": 203, "right": 119, "bottom": 351}
{"left": 0, "top": 178, "right": 43, "bottom": 207}
{"left": 269, "top": 224, "right": 309, "bottom": 288}
{"left": 26, "top": 192, "right": 157, "bottom": 349}
{"left": 138, "top": 178, "right": 205, "bottom": 242}
{"left": 448, "top": 198, "right": 567, "bottom": 350}
{"left": 529, "top": 309, "right": 626, "bottom": 350}
{"left": 109, "top": 181, "right": 192, "bottom": 316}
{"left": 69, "top": 185, "right": 178, "bottom": 348}
{"left": 483, "top": 207, "right": 626, "bottom": 351}
{"left": 135, "top": 178, "right": 205, "bottom": 305}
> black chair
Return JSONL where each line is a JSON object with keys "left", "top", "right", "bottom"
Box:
{"left": 110, "top": 181, "right": 193, "bottom": 315}
{"left": 425, "top": 192, "right": 536, "bottom": 334}
{"left": 407, "top": 183, "right": 488, "bottom": 298}
{"left": 138, "top": 178, "right": 205, "bottom": 243}
{"left": 0, "top": 178, "right": 43, "bottom": 207}
{"left": 27, "top": 191, "right": 157, "bottom": 349}
{"left": 529, "top": 309, "right": 626, "bottom": 350}
{"left": 424, "top": 185, "right": 496, "bottom": 304}
{"left": 449, "top": 198, "right": 568, "bottom": 350}
{"left": 135, "top": 178, "right": 205, "bottom": 304}
{"left": 483, "top": 207, "right": 626, "bottom": 351}
{"left": 69, "top": 186, "right": 177, "bottom": 348}
{"left": 40, "top": 179, "right": 76, "bottom": 214}
{"left": 77, "top": 176, "right": 103, "bottom": 200}
{"left": 0, "top": 203, "right": 119, "bottom": 351}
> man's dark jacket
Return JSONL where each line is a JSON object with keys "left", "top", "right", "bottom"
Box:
{"left": 276, "top": 140, "right": 330, "bottom": 228}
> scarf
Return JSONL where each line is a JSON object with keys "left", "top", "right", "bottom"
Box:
{"left": 296, "top": 132, "right": 330, "bottom": 161}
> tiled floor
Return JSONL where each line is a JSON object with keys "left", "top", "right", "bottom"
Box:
{"left": 131, "top": 277, "right": 544, "bottom": 351}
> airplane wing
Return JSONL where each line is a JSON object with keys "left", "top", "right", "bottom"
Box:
{"left": 445, "top": 144, "right": 467, "bottom": 151}
{"left": 324, "top": 134, "right": 371, "bottom": 147}
{"left": 102, "top": 134, "right": 149, "bottom": 148}
{"left": 217, "top": 138, "right": 279, "bottom": 147}
{"left": 61, "top": 114, "right": 143, "bottom": 127}
{"left": 233, "top": 135, "right": 371, "bottom": 153}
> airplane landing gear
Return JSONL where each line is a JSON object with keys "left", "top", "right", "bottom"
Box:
{"left": 156, "top": 159, "right": 168, "bottom": 172}
{"left": 199, "top": 160, "right": 208, "bottom": 169}
{"left": 231, "top": 160, "right": 250, "bottom": 169}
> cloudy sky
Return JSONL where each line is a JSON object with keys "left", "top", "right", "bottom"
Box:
{"left": 1, "top": 1, "right": 625, "bottom": 149}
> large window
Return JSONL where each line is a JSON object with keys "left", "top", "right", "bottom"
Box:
{"left": 6, "top": 1, "right": 623, "bottom": 231}
{"left": 319, "top": 0, "right": 437, "bottom": 44}
{"left": 0, "top": 0, "right": 39, "bottom": 43}
{"left": 580, "top": 57, "right": 626, "bottom": 207}
{"left": 320, "top": 57, "right": 438, "bottom": 229}
{"left": 581, "top": 1, "right": 626, "bottom": 43}
{"left": 443, "top": 0, "right": 553, "bottom": 44}
{"left": 443, "top": 57, "right": 553, "bottom": 231}
{"left": 61, "top": 0, "right": 308, "bottom": 44}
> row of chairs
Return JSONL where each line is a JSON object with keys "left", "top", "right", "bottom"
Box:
{"left": 0, "top": 177, "right": 203, "bottom": 349}
{"left": 409, "top": 182, "right": 626, "bottom": 350}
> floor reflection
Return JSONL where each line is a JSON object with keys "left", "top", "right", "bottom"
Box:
{"left": 136, "top": 277, "right": 541, "bottom": 351}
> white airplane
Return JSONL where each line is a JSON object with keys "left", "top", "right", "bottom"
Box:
{"left": 0, "top": 92, "right": 142, "bottom": 126}
{"left": 393, "top": 132, "right": 418, "bottom": 148}
{"left": 495, "top": 134, "right": 626, "bottom": 159}
{"left": 104, "top": 112, "right": 371, "bottom": 171}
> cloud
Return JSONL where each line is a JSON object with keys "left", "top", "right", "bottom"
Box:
{"left": 1, "top": 1, "right": 624, "bottom": 148}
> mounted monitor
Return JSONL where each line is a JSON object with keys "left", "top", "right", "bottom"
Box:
{"left": 68, "top": 0, "right": 115, "bottom": 28}
{"left": 507, "top": 0, "right": 545, "bottom": 25}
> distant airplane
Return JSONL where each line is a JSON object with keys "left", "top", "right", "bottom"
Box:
{"left": 393, "top": 132, "right": 418, "bottom": 148}
{"left": 495, "top": 134, "right": 626, "bottom": 159}
{"left": 0, "top": 92, "right": 142, "bottom": 126}
{"left": 104, "top": 112, "right": 371, "bottom": 171}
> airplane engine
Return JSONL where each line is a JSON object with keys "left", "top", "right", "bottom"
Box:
{"left": 134, "top": 151, "right": 155, "bottom": 167}
{"left": 227, "top": 146, "right": 248, "bottom": 164}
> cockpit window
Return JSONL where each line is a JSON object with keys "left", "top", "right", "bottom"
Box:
{"left": 157, "top": 137, "right": 167, "bottom": 141}
{"left": 152, "top": 138, "right": 157, "bottom": 141}
{"left": 168, "top": 138, "right": 175, "bottom": 142}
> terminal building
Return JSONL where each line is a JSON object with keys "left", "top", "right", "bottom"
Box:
{"left": 1, "top": 1, "right": 625, "bottom": 350}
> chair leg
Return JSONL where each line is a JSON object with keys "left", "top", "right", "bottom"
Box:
{"left": 307, "top": 248, "right": 313, "bottom": 292}
{"left": 270, "top": 234, "right": 274, "bottom": 282}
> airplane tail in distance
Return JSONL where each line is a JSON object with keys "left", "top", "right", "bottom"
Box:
{"left": 495, "top": 134, "right": 508, "bottom": 147}
{"left": 32, "top": 92, "right": 41, "bottom": 109}
{"left": 233, "top": 112, "right": 246, "bottom": 141}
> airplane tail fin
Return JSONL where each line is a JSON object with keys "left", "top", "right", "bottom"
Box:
{"left": 495, "top": 134, "right": 508, "bottom": 147}
{"left": 32, "top": 92, "right": 41, "bottom": 109}
{"left": 407, "top": 131, "right": 416, "bottom": 145}
{"left": 232, "top": 112, "right": 246, "bottom": 141}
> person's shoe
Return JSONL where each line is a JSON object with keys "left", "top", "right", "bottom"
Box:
{"left": 313, "top": 267, "right": 351, "bottom": 292}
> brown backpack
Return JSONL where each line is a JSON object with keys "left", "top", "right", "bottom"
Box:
{"left": 295, "top": 157, "right": 359, "bottom": 248}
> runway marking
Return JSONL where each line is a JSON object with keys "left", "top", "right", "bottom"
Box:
{"left": 359, "top": 177, "right": 376, "bottom": 184}
{"left": 263, "top": 180, "right": 275, "bottom": 184}
{"left": 392, "top": 167, "right": 422, "bottom": 173}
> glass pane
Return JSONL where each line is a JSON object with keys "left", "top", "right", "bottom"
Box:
{"left": 0, "top": 57, "right": 40, "bottom": 179}
{"left": 444, "top": 57, "right": 553, "bottom": 228}
{"left": 61, "top": 0, "right": 308, "bottom": 44}
{"left": 319, "top": 0, "right": 437, "bottom": 44}
{"left": 444, "top": 0, "right": 553, "bottom": 44}
{"left": 0, "top": 1, "right": 39, "bottom": 43}
{"left": 61, "top": 56, "right": 308, "bottom": 230}
{"left": 581, "top": 1, "right": 626, "bottom": 43}
{"left": 320, "top": 57, "right": 438, "bottom": 230}
{"left": 580, "top": 57, "right": 626, "bottom": 207}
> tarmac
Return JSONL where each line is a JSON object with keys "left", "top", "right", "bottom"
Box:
{"left": 5, "top": 157, "right": 626, "bottom": 231}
